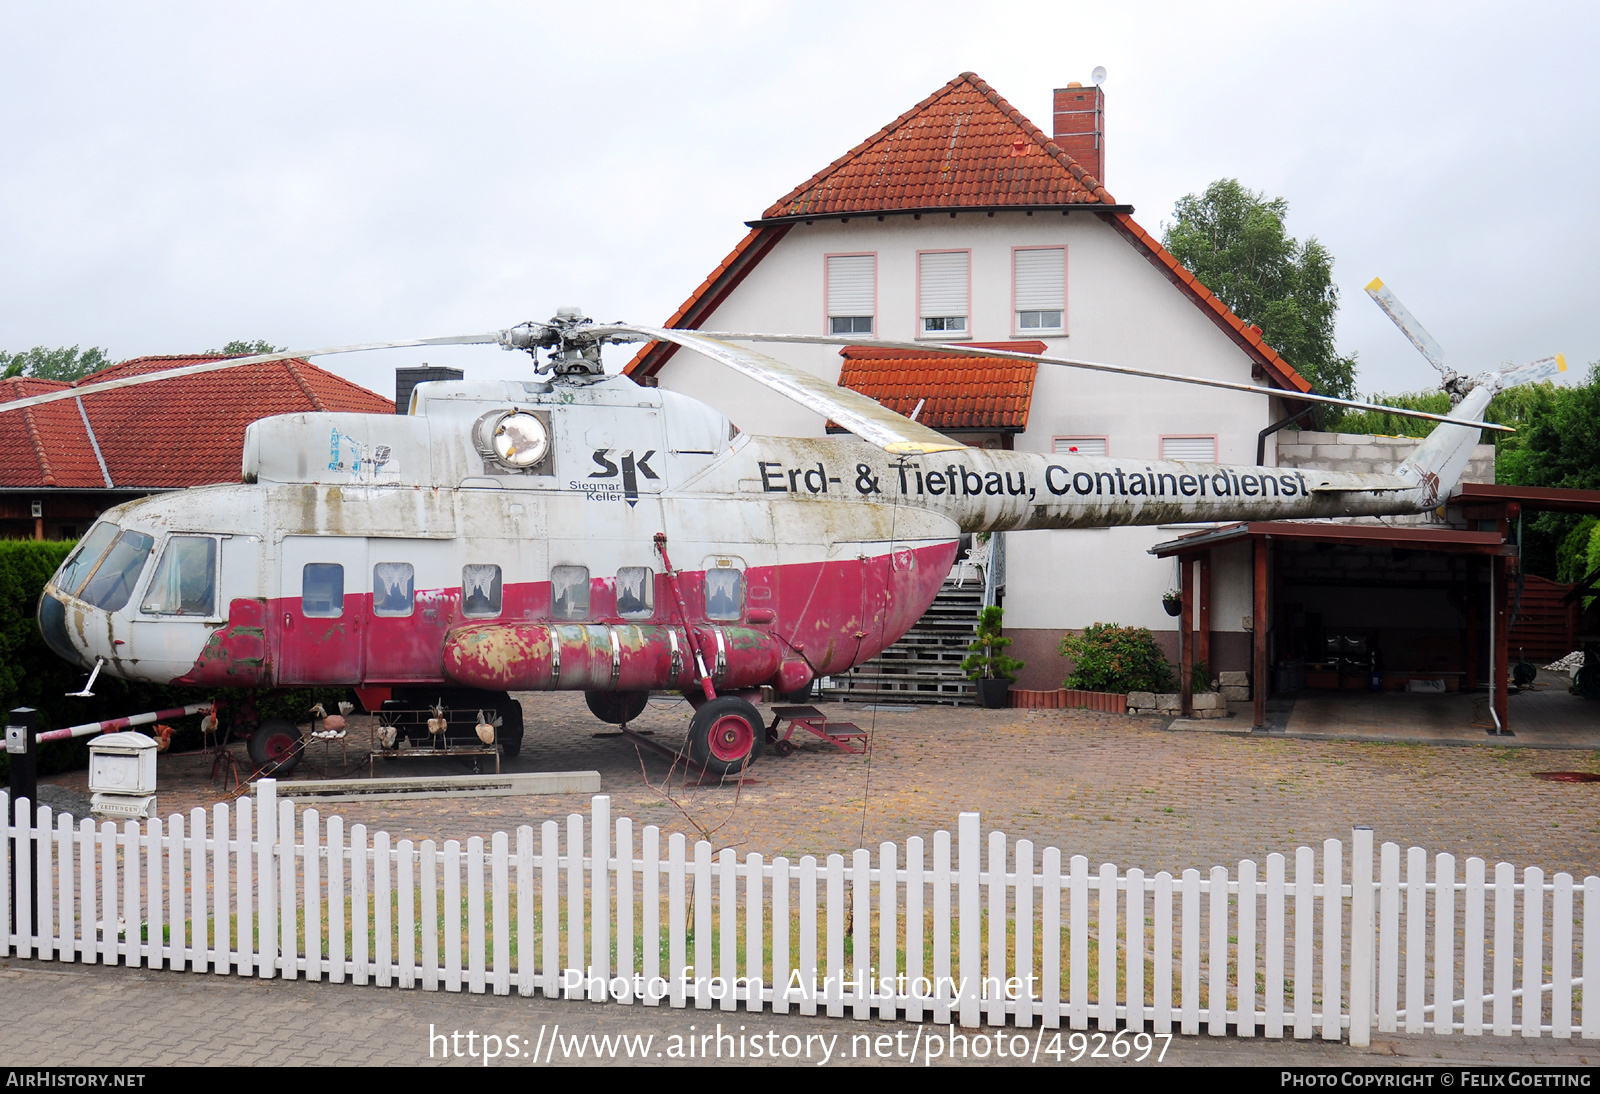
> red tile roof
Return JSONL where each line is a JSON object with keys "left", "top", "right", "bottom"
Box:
{"left": 0, "top": 356, "right": 393, "bottom": 490}
{"left": 836, "top": 342, "right": 1042, "bottom": 432}
{"left": 759, "top": 72, "right": 1116, "bottom": 220}
{"left": 625, "top": 71, "right": 1312, "bottom": 398}
{"left": 0, "top": 377, "right": 105, "bottom": 489}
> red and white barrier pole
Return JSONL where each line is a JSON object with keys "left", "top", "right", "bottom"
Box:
{"left": 36, "top": 703, "right": 213, "bottom": 743}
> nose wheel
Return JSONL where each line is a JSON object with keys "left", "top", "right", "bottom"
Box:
{"left": 686, "top": 696, "right": 764, "bottom": 777}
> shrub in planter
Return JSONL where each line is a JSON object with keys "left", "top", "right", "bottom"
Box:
{"left": 1059, "top": 623, "right": 1175, "bottom": 694}
{"left": 961, "top": 606, "right": 1024, "bottom": 708}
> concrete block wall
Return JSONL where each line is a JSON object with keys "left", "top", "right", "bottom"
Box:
{"left": 1275, "top": 430, "right": 1494, "bottom": 527}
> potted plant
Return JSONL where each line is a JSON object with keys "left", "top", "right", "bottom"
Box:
{"left": 962, "top": 606, "right": 1025, "bottom": 708}
{"left": 1162, "top": 589, "right": 1183, "bottom": 617}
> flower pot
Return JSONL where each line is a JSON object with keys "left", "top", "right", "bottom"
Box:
{"left": 976, "top": 678, "right": 1011, "bottom": 709}
{"left": 1162, "top": 598, "right": 1182, "bottom": 617}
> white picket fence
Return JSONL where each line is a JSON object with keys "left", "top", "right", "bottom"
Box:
{"left": 3, "top": 781, "right": 1596, "bottom": 1045}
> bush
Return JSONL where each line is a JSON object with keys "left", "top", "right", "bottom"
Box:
{"left": 961, "top": 606, "right": 1025, "bottom": 683}
{"left": 1059, "top": 623, "right": 1174, "bottom": 694}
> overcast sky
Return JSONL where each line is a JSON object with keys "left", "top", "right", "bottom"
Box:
{"left": 2, "top": 1, "right": 1595, "bottom": 401}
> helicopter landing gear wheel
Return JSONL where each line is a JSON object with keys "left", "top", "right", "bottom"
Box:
{"left": 586, "top": 690, "right": 649, "bottom": 726}
{"left": 687, "top": 696, "right": 763, "bottom": 777}
{"left": 247, "top": 717, "right": 304, "bottom": 774}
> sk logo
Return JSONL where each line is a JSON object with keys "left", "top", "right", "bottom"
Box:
{"left": 590, "top": 449, "right": 659, "bottom": 507}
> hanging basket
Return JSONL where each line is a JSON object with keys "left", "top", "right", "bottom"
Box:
{"left": 1162, "top": 597, "right": 1183, "bottom": 617}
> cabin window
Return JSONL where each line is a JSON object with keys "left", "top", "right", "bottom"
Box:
{"left": 826, "top": 254, "right": 875, "bottom": 336}
{"left": 302, "top": 563, "right": 345, "bottom": 618}
{"left": 462, "top": 564, "right": 503, "bottom": 618}
{"left": 1014, "top": 247, "right": 1066, "bottom": 333}
{"left": 79, "top": 529, "right": 155, "bottom": 613}
{"left": 918, "top": 250, "right": 969, "bottom": 336}
{"left": 140, "top": 536, "right": 217, "bottom": 616}
{"left": 615, "top": 566, "right": 654, "bottom": 620}
{"left": 704, "top": 566, "right": 745, "bottom": 621}
{"left": 56, "top": 521, "right": 121, "bottom": 597}
{"left": 551, "top": 565, "right": 589, "bottom": 620}
{"left": 373, "top": 562, "right": 415, "bottom": 617}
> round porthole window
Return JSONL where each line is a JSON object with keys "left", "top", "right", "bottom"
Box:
{"left": 490, "top": 412, "right": 549, "bottom": 468}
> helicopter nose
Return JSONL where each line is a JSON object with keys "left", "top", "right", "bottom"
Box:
{"left": 37, "top": 590, "right": 90, "bottom": 668}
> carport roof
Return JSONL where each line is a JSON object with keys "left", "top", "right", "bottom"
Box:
{"left": 1454, "top": 483, "right": 1600, "bottom": 515}
{"left": 1150, "top": 520, "right": 1513, "bottom": 558}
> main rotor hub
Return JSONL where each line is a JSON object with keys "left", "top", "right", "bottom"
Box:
{"left": 497, "top": 307, "right": 608, "bottom": 378}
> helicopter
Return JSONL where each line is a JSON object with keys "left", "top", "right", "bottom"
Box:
{"left": 8, "top": 297, "right": 1562, "bottom": 775}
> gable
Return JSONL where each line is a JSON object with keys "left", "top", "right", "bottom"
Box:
{"left": 625, "top": 72, "right": 1311, "bottom": 398}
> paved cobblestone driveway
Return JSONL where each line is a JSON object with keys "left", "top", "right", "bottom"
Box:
{"left": 56, "top": 693, "right": 1600, "bottom": 878}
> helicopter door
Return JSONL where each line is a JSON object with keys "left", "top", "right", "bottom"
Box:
{"left": 277, "top": 536, "right": 366, "bottom": 685}
{"left": 363, "top": 538, "right": 452, "bottom": 683}
{"left": 128, "top": 534, "right": 225, "bottom": 680}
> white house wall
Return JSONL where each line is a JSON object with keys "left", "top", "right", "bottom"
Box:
{"left": 653, "top": 211, "right": 1284, "bottom": 687}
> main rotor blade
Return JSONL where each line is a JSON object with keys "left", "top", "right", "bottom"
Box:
{"left": 679, "top": 330, "right": 1515, "bottom": 433}
{"left": 1486, "top": 354, "right": 1567, "bottom": 392}
{"left": 0, "top": 333, "right": 502, "bottom": 416}
{"left": 594, "top": 324, "right": 967, "bottom": 454}
{"left": 1365, "top": 278, "right": 1448, "bottom": 374}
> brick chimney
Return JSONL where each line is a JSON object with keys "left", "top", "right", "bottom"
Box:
{"left": 1053, "top": 81, "right": 1105, "bottom": 185}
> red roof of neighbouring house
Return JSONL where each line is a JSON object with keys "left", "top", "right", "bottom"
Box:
{"left": 623, "top": 72, "right": 1312, "bottom": 397}
{"left": 835, "top": 343, "right": 1042, "bottom": 432}
{"left": 0, "top": 356, "right": 393, "bottom": 490}
{"left": 0, "top": 377, "right": 107, "bottom": 489}
{"left": 758, "top": 72, "right": 1115, "bottom": 220}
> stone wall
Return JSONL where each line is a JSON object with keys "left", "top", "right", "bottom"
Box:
{"left": 1275, "top": 430, "right": 1495, "bottom": 527}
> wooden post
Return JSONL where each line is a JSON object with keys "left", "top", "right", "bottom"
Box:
{"left": 1463, "top": 556, "right": 1478, "bottom": 693}
{"left": 1197, "top": 554, "right": 1212, "bottom": 672}
{"left": 1180, "top": 557, "right": 1195, "bottom": 717}
{"left": 1493, "top": 553, "right": 1510, "bottom": 732}
{"left": 1254, "top": 538, "right": 1269, "bottom": 729}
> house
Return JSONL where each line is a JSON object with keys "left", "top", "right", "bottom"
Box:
{"left": 0, "top": 355, "right": 393, "bottom": 540}
{"left": 625, "top": 72, "right": 1318, "bottom": 691}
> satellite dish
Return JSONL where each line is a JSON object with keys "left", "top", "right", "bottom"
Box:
{"left": 1091, "top": 66, "right": 1107, "bottom": 86}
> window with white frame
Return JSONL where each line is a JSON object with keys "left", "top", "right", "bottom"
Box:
{"left": 1159, "top": 436, "right": 1218, "bottom": 462}
{"left": 918, "top": 251, "right": 969, "bottom": 335}
{"left": 1014, "top": 247, "right": 1065, "bottom": 332}
{"left": 1052, "top": 436, "right": 1108, "bottom": 456}
{"left": 826, "top": 254, "right": 875, "bottom": 335}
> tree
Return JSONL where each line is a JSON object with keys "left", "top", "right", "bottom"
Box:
{"left": 0, "top": 345, "right": 115, "bottom": 383}
{"left": 1163, "top": 179, "right": 1357, "bottom": 406}
{"left": 207, "top": 340, "right": 284, "bottom": 355}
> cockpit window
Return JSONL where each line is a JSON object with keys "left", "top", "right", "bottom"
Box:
{"left": 78, "top": 529, "right": 155, "bottom": 612}
{"left": 140, "top": 536, "right": 217, "bottom": 616}
{"left": 55, "top": 521, "right": 120, "bottom": 596}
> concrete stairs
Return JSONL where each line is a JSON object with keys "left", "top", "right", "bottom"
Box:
{"left": 819, "top": 579, "right": 984, "bottom": 706}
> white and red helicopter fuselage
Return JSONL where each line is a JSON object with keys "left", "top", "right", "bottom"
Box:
{"left": 29, "top": 315, "right": 1513, "bottom": 773}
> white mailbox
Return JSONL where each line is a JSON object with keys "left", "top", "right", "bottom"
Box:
{"left": 89, "top": 731, "right": 159, "bottom": 818}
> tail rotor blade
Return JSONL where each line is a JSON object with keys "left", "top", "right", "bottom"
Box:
{"left": 1486, "top": 353, "right": 1567, "bottom": 392}
{"left": 1365, "top": 277, "right": 1448, "bottom": 375}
